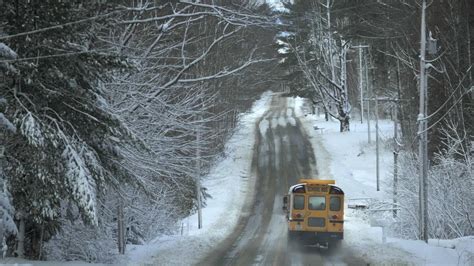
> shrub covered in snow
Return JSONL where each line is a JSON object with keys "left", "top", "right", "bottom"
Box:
{"left": 42, "top": 202, "right": 116, "bottom": 263}
{"left": 42, "top": 183, "right": 185, "bottom": 263}
{"left": 391, "top": 128, "right": 473, "bottom": 240}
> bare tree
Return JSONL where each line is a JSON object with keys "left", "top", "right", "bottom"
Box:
{"left": 282, "top": 0, "right": 352, "bottom": 131}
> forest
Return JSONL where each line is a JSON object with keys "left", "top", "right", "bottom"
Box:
{"left": 0, "top": 0, "right": 472, "bottom": 263}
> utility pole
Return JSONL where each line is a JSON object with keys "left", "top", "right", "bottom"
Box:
{"left": 196, "top": 116, "right": 203, "bottom": 229}
{"left": 353, "top": 45, "right": 369, "bottom": 124}
{"left": 359, "top": 46, "right": 364, "bottom": 124}
{"left": 369, "top": 96, "right": 403, "bottom": 194}
{"left": 418, "top": 0, "right": 429, "bottom": 243}
{"left": 394, "top": 58, "right": 403, "bottom": 219}
{"left": 375, "top": 96, "right": 380, "bottom": 191}
{"left": 365, "top": 56, "right": 372, "bottom": 144}
{"left": 393, "top": 107, "right": 399, "bottom": 218}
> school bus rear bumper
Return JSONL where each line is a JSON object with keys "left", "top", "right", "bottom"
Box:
{"left": 289, "top": 231, "right": 344, "bottom": 243}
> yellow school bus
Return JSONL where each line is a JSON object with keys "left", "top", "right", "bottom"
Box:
{"left": 283, "top": 179, "right": 344, "bottom": 248}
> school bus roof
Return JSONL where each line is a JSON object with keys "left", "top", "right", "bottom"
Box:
{"left": 297, "top": 179, "right": 335, "bottom": 185}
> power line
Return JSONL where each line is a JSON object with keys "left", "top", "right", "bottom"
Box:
{"left": 0, "top": 50, "right": 105, "bottom": 63}
{"left": 423, "top": 65, "right": 472, "bottom": 121}
{"left": 0, "top": 10, "right": 124, "bottom": 41}
{"left": 420, "top": 86, "right": 473, "bottom": 134}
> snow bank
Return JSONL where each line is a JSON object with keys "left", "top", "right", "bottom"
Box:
{"left": 386, "top": 236, "right": 474, "bottom": 265}
{"left": 122, "top": 91, "right": 273, "bottom": 265}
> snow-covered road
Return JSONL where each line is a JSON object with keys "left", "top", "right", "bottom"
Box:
{"left": 198, "top": 95, "right": 379, "bottom": 265}
{"left": 199, "top": 95, "right": 315, "bottom": 264}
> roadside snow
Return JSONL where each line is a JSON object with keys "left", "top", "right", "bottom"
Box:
{"left": 0, "top": 259, "right": 106, "bottom": 266}
{"left": 387, "top": 236, "right": 474, "bottom": 265}
{"left": 122, "top": 91, "right": 273, "bottom": 265}
{"left": 294, "top": 97, "right": 474, "bottom": 266}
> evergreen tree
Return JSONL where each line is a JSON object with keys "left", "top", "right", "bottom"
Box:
{"left": 1, "top": 0, "right": 133, "bottom": 257}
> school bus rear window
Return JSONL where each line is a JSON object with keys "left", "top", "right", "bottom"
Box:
{"left": 330, "top": 196, "right": 341, "bottom": 211}
{"left": 308, "top": 217, "right": 325, "bottom": 227}
{"left": 293, "top": 195, "right": 304, "bottom": 210}
{"left": 308, "top": 196, "right": 326, "bottom": 210}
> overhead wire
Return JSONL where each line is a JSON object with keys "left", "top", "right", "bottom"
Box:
{"left": 0, "top": 50, "right": 106, "bottom": 63}
{"left": 0, "top": 9, "right": 125, "bottom": 41}
{"left": 423, "top": 65, "right": 472, "bottom": 121}
{"left": 419, "top": 85, "right": 472, "bottom": 135}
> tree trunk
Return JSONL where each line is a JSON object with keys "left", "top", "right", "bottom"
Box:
{"left": 0, "top": 215, "right": 4, "bottom": 259}
{"left": 31, "top": 230, "right": 41, "bottom": 260}
{"left": 15, "top": 212, "right": 25, "bottom": 258}
{"left": 339, "top": 115, "right": 350, "bottom": 132}
{"left": 37, "top": 223, "right": 44, "bottom": 260}
{"left": 117, "top": 201, "right": 125, "bottom": 255}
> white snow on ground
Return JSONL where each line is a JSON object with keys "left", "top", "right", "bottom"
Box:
{"left": 121, "top": 91, "right": 273, "bottom": 265}
{"left": 0, "top": 259, "right": 107, "bottom": 266}
{"left": 294, "top": 97, "right": 474, "bottom": 266}
{"left": 293, "top": 97, "right": 395, "bottom": 200}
